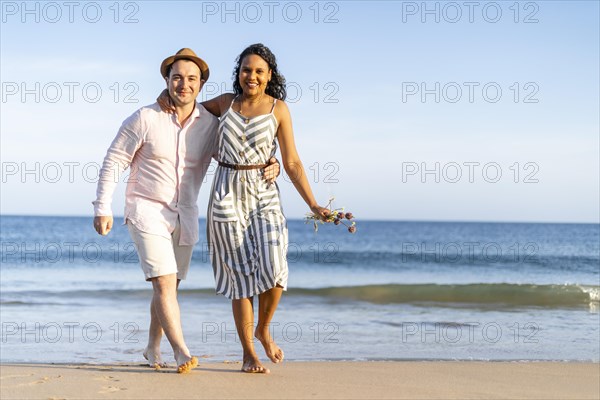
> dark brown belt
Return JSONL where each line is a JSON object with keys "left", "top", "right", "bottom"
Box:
{"left": 218, "top": 161, "right": 267, "bottom": 170}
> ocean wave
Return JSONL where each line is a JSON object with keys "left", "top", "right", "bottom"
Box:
{"left": 289, "top": 283, "right": 600, "bottom": 308}
{"left": 3, "top": 283, "right": 598, "bottom": 309}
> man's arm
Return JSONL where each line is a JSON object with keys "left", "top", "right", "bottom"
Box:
{"left": 92, "top": 110, "right": 144, "bottom": 235}
{"left": 263, "top": 157, "right": 280, "bottom": 185}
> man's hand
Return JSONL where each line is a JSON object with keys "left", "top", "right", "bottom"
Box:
{"left": 263, "top": 157, "right": 280, "bottom": 185}
{"left": 94, "top": 216, "right": 113, "bottom": 236}
{"left": 157, "top": 89, "right": 176, "bottom": 113}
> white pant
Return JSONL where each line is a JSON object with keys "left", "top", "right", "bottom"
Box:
{"left": 127, "top": 218, "right": 193, "bottom": 281}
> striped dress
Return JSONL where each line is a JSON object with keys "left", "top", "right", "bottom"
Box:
{"left": 207, "top": 97, "right": 288, "bottom": 299}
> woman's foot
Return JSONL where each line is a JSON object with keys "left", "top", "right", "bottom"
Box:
{"left": 176, "top": 354, "right": 198, "bottom": 374}
{"left": 255, "top": 327, "right": 284, "bottom": 363}
{"left": 242, "top": 353, "right": 270, "bottom": 374}
{"left": 143, "top": 347, "right": 168, "bottom": 370}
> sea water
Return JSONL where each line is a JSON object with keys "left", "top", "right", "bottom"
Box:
{"left": 1, "top": 216, "right": 598, "bottom": 363}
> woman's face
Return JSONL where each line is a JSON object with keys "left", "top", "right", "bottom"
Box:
{"left": 239, "top": 54, "right": 272, "bottom": 96}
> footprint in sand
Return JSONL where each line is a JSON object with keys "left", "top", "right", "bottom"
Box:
{"left": 31, "top": 376, "right": 50, "bottom": 385}
{"left": 95, "top": 375, "right": 127, "bottom": 394}
{"left": 30, "top": 375, "right": 62, "bottom": 385}
{"left": 9, "top": 374, "right": 63, "bottom": 388}
{"left": 99, "top": 385, "right": 127, "bottom": 394}
{"left": 94, "top": 375, "right": 121, "bottom": 383}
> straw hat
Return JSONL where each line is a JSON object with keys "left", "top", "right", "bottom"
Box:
{"left": 160, "top": 48, "right": 209, "bottom": 80}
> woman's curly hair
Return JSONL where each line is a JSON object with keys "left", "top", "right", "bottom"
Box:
{"left": 232, "top": 43, "right": 287, "bottom": 101}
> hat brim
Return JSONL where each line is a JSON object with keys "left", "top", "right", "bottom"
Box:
{"left": 160, "top": 55, "right": 209, "bottom": 80}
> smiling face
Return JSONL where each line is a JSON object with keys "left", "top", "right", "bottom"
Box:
{"left": 166, "top": 59, "right": 203, "bottom": 108}
{"left": 238, "top": 54, "right": 272, "bottom": 97}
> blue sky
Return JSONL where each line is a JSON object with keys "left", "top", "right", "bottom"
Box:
{"left": 1, "top": 1, "right": 598, "bottom": 222}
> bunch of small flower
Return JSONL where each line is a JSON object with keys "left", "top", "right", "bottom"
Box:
{"left": 305, "top": 198, "right": 357, "bottom": 234}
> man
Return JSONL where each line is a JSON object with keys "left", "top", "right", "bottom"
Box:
{"left": 93, "top": 48, "right": 279, "bottom": 373}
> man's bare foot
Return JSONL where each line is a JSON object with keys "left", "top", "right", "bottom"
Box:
{"left": 143, "top": 348, "right": 168, "bottom": 370}
{"left": 176, "top": 355, "right": 198, "bottom": 374}
{"left": 242, "top": 353, "right": 270, "bottom": 374}
{"left": 255, "top": 328, "right": 284, "bottom": 363}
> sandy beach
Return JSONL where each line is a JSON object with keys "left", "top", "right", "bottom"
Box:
{"left": 1, "top": 361, "right": 598, "bottom": 399}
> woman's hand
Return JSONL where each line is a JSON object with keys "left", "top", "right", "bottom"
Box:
{"left": 157, "top": 89, "right": 175, "bottom": 113}
{"left": 310, "top": 205, "right": 331, "bottom": 221}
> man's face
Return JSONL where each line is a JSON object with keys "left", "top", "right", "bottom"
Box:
{"left": 166, "top": 60, "right": 203, "bottom": 108}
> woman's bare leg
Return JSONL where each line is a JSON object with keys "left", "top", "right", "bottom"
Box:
{"left": 255, "top": 286, "right": 284, "bottom": 363}
{"left": 232, "top": 297, "right": 269, "bottom": 373}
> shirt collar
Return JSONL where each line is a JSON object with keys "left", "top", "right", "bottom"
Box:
{"left": 171, "top": 102, "right": 201, "bottom": 127}
{"left": 192, "top": 102, "right": 202, "bottom": 119}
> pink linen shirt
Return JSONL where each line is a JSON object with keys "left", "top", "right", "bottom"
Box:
{"left": 93, "top": 102, "right": 219, "bottom": 245}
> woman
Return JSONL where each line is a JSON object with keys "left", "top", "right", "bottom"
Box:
{"left": 161, "top": 43, "right": 329, "bottom": 373}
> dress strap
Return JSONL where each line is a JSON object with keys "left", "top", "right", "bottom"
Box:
{"left": 230, "top": 95, "right": 238, "bottom": 109}
{"left": 270, "top": 99, "right": 277, "bottom": 113}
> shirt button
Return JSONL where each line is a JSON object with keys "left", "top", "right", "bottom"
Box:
{"left": 245, "top": 215, "right": 249, "bottom": 220}
{"left": 239, "top": 151, "right": 244, "bottom": 156}
{"left": 240, "top": 177, "right": 245, "bottom": 183}
{"left": 242, "top": 135, "right": 247, "bottom": 141}
{"left": 241, "top": 197, "right": 246, "bottom": 201}
{"left": 249, "top": 234, "right": 254, "bottom": 240}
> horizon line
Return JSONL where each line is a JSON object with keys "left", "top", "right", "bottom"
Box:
{"left": 1, "top": 213, "right": 598, "bottom": 225}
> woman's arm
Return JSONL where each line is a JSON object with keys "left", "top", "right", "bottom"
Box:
{"left": 275, "top": 101, "right": 329, "bottom": 219}
{"left": 156, "top": 89, "right": 234, "bottom": 118}
{"left": 200, "top": 93, "right": 235, "bottom": 118}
